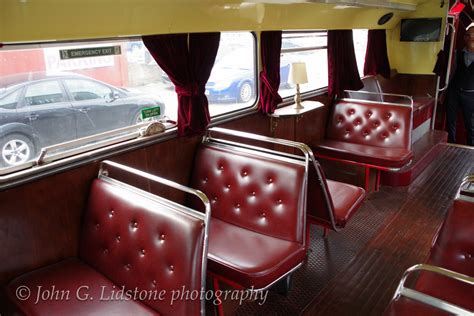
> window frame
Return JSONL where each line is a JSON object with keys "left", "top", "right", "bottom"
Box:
{"left": 278, "top": 30, "right": 329, "bottom": 105}
{"left": 0, "top": 33, "right": 259, "bottom": 183}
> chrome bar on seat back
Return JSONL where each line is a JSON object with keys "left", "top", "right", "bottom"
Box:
{"left": 342, "top": 90, "right": 414, "bottom": 108}
{"left": 392, "top": 264, "right": 474, "bottom": 316}
{"left": 456, "top": 174, "right": 474, "bottom": 202}
{"left": 205, "top": 127, "right": 338, "bottom": 239}
{"left": 98, "top": 160, "right": 211, "bottom": 316}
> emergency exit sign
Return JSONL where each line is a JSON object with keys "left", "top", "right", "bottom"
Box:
{"left": 59, "top": 46, "right": 121, "bottom": 59}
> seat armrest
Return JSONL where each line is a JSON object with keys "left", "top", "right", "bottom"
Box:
{"left": 391, "top": 264, "right": 474, "bottom": 315}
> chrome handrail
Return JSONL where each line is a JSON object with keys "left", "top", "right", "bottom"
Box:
{"left": 393, "top": 264, "right": 474, "bottom": 315}
{"left": 98, "top": 160, "right": 210, "bottom": 316}
{"left": 342, "top": 91, "right": 414, "bottom": 108}
{"left": 36, "top": 120, "right": 174, "bottom": 165}
{"left": 456, "top": 174, "right": 474, "bottom": 201}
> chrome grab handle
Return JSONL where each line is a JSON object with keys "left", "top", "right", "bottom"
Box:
{"left": 393, "top": 264, "right": 474, "bottom": 315}
{"left": 341, "top": 91, "right": 414, "bottom": 108}
{"left": 438, "top": 22, "right": 456, "bottom": 92}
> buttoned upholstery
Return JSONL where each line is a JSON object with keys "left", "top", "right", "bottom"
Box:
{"left": 80, "top": 179, "right": 205, "bottom": 315}
{"left": 191, "top": 144, "right": 306, "bottom": 243}
{"left": 190, "top": 143, "right": 307, "bottom": 289}
{"left": 6, "top": 259, "right": 158, "bottom": 316}
{"left": 384, "top": 198, "right": 474, "bottom": 315}
{"left": 313, "top": 100, "right": 413, "bottom": 168}
{"left": 348, "top": 76, "right": 435, "bottom": 129}
{"left": 7, "top": 178, "right": 206, "bottom": 316}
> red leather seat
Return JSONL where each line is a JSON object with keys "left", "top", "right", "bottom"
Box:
{"left": 313, "top": 100, "right": 413, "bottom": 169}
{"left": 385, "top": 297, "right": 452, "bottom": 316}
{"left": 190, "top": 142, "right": 307, "bottom": 290}
{"left": 207, "top": 218, "right": 306, "bottom": 289}
{"left": 384, "top": 196, "right": 474, "bottom": 315}
{"left": 6, "top": 259, "right": 157, "bottom": 316}
{"left": 315, "top": 140, "right": 413, "bottom": 168}
{"left": 7, "top": 173, "right": 208, "bottom": 316}
{"left": 326, "top": 180, "right": 366, "bottom": 227}
{"left": 306, "top": 160, "right": 366, "bottom": 232}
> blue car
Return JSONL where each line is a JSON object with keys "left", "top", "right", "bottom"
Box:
{"left": 205, "top": 51, "right": 290, "bottom": 103}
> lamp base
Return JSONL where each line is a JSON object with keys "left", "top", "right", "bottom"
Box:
{"left": 292, "top": 102, "right": 304, "bottom": 110}
{"left": 293, "top": 85, "right": 304, "bottom": 110}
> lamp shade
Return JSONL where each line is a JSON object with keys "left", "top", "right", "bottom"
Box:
{"left": 289, "top": 62, "right": 308, "bottom": 84}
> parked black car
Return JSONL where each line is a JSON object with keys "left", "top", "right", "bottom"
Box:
{"left": 0, "top": 72, "right": 164, "bottom": 167}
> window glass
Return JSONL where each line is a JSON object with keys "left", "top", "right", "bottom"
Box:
{"left": 0, "top": 33, "right": 255, "bottom": 169}
{"left": 279, "top": 31, "right": 328, "bottom": 98}
{"left": 65, "top": 79, "right": 112, "bottom": 101}
{"left": 353, "top": 29, "right": 368, "bottom": 77}
{"left": 24, "top": 81, "right": 65, "bottom": 106}
{"left": 0, "top": 89, "right": 20, "bottom": 110}
{"left": 207, "top": 32, "right": 256, "bottom": 117}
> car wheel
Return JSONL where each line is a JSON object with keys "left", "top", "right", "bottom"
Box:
{"left": 0, "top": 134, "right": 34, "bottom": 167}
{"left": 132, "top": 110, "right": 144, "bottom": 125}
{"left": 239, "top": 82, "right": 253, "bottom": 103}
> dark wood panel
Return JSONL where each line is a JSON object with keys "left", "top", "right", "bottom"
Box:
{"left": 377, "top": 74, "right": 437, "bottom": 97}
{"left": 0, "top": 164, "right": 97, "bottom": 285}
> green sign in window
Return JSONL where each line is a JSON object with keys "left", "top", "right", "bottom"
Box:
{"left": 141, "top": 106, "right": 161, "bottom": 119}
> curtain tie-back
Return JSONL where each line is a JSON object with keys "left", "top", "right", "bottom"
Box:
{"left": 260, "top": 72, "right": 281, "bottom": 97}
{"left": 175, "top": 83, "right": 205, "bottom": 97}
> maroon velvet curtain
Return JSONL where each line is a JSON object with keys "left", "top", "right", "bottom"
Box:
{"left": 143, "top": 33, "right": 220, "bottom": 136}
{"left": 258, "top": 31, "right": 283, "bottom": 114}
{"left": 363, "top": 29, "right": 391, "bottom": 78}
{"left": 327, "top": 30, "right": 363, "bottom": 98}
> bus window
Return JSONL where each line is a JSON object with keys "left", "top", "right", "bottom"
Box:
{"left": 0, "top": 39, "right": 168, "bottom": 168}
{"left": 207, "top": 32, "right": 256, "bottom": 117}
{"left": 353, "top": 29, "right": 369, "bottom": 77}
{"left": 279, "top": 31, "right": 328, "bottom": 98}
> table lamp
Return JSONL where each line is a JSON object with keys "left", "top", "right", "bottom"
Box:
{"left": 289, "top": 62, "right": 308, "bottom": 110}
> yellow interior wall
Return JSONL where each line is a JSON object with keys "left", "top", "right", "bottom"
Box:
{"left": 1, "top": 0, "right": 446, "bottom": 74}
{"left": 387, "top": 1, "right": 448, "bottom": 74}
{"left": 2, "top": 1, "right": 410, "bottom": 42}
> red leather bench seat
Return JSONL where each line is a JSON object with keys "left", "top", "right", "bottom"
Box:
{"left": 312, "top": 100, "right": 413, "bottom": 168}
{"left": 412, "top": 199, "right": 474, "bottom": 311}
{"left": 207, "top": 218, "right": 306, "bottom": 288}
{"left": 7, "top": 177, "right": 207, "bottom": 316}
{"left": 313, "top": 100, "right": 413, "bottom": 169}
{"left": 306, "top": 163, "right": 366, "bottom": 230}
{"left": 315, "top": 140, "right": 413, "bottom": 168}
{"left": 349, "top": 76, "right": 435, "bottom": 130}
{"left": 384, "top": 199, "right": 474, "bottom": 315}
{"left": 190, "top": 143, "right": 307, "bottom": 289}
{"left": 384, "top": 297, "right": 452, "bottom": 316}
{"left": 326, "top": 180, "right": 366, "bottom": 227}
{"left": 6, "top": 259, "right": 157, "bottom": 316}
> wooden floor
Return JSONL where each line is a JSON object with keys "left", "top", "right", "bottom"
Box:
{"left": 234, "top": 144, "right": 474, "bottom": 316}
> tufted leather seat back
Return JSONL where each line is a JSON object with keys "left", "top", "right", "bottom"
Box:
{"left": 191, "top": 143, "right": 306, "bottom": 243}
{"left": 80, "top": 179, "right": 205, "bottom": 316}
{"left": 327, "top": 100, "right": 412, "bottom": 149}
{"left": 428, "top": 199, "right": 474, "bottom": 276}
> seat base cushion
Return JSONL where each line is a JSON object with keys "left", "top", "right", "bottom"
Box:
{"left": 384, "top": 296, "right": 452, "bottom": 316}
{"left": 207, "top": 218, "right": 306, "bottom": 289}
{"left": 313, "top": 140, "right": 413, "bottom": 168}
{"left": 326, "top": 180, "right": 366, "bottom": 228}
{"left": 6, "top": 258, "right": 157, "bottom": 316}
